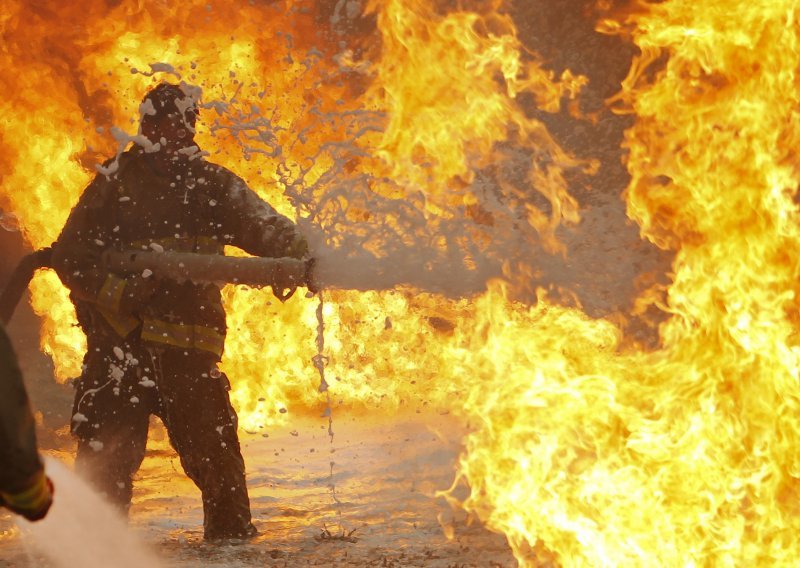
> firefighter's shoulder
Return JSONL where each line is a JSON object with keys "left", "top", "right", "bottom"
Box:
{"left": 192, "top": 160, "right": 249, "bottom": 193}
{"left": 94, "top": 149, "right": 139, "bottom": 179}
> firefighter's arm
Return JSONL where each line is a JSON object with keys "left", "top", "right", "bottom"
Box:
{"left": 222, "top": 175, "right": 316, "bottom": 297}
{"left": 223, "top": 174, "right": 309, "bottom": 260}
{"left": 51, "top": 176, "right": 155, "bottom": 315}
{"left": 0, "top": 325, "right": 53, "bottom": 522}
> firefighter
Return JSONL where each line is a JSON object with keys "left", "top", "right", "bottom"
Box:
{"left": 51, "top": 83, "right": 309, "bottom": 540}
{"left": 0, "top": 323, "right": 54, "bottom": 522}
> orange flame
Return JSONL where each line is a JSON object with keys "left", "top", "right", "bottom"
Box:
{"left": 12, "top": 0, "right": 785, "bottom": 564}
{"left": 445, "top": 2, "right": 800, "bottom": 565}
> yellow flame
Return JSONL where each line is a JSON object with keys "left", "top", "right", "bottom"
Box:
{"left": 366, "top": 0, "right": 584, "bottom": 186}
{"left": 446, "top": 2, "right": 800, "bottom": 566}
{"left": 363, "top": 0, "right": 590, "bottom": 250}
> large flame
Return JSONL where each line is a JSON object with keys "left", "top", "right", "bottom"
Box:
{"left": 4, "top": 0, "right": 795, "bottom": 565}
{"left": 446, "top": 1, "right": 800, "bottom": 566}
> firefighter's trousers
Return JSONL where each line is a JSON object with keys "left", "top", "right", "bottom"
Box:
{"left": 71, "top": 337, "right": 255, "bottom": 540}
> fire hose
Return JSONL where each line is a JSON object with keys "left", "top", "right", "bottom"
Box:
{"left": 102, "top": 249, "right": 317, "bottom": 300}
{"left": 0, "top": 248, "right": 316, "bottom": 325}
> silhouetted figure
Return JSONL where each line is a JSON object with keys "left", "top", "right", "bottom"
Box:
{"left": 52, "top": 83, "right": 308, "bottom": 540}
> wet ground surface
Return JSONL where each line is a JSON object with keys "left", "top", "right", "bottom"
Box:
{"left": 0, "top": 414, "right": 518, "bottom": 567}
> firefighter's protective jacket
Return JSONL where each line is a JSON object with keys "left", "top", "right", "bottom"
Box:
{"left": 0, "top": 323, "right": 43, "bottom": 495}
{"left": 52, "top": 149, "right": 305, "bottom": 358}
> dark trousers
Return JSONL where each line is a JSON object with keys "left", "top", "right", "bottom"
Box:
{"left": 71, "top": 336, "right": 255, "bottom": 539}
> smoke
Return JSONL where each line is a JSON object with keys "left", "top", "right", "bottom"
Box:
{"left": 15, "top": 458, "right": 162, "bottom": 568}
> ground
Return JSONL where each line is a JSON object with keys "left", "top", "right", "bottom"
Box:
{"left": 0, "top": 413, "right": 520, "bottom": 567}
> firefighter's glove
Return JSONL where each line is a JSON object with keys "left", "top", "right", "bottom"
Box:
{"left": 266, "top": 216, "right": 307, "bottom": 258}
{"left": 0, "top": 469, "right": 54, "bottom": 522}
{"left": 271, "top": 261, "right": 300, "bottom": 302}
{"left": 285, "top": 234, "right": 309, "bottom": 260}
{"left": 118, "top": 275, "right": 158, "bottom": 315}
{"left": 263, "top": 218, "right": 301, "bottom": 257}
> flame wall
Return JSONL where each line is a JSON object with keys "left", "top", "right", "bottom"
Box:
{"left": 4, "top": 0, "right": 799, "bottom": 566}
{"left": 448, "top": 1, "right": 800, "bottom": 566}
